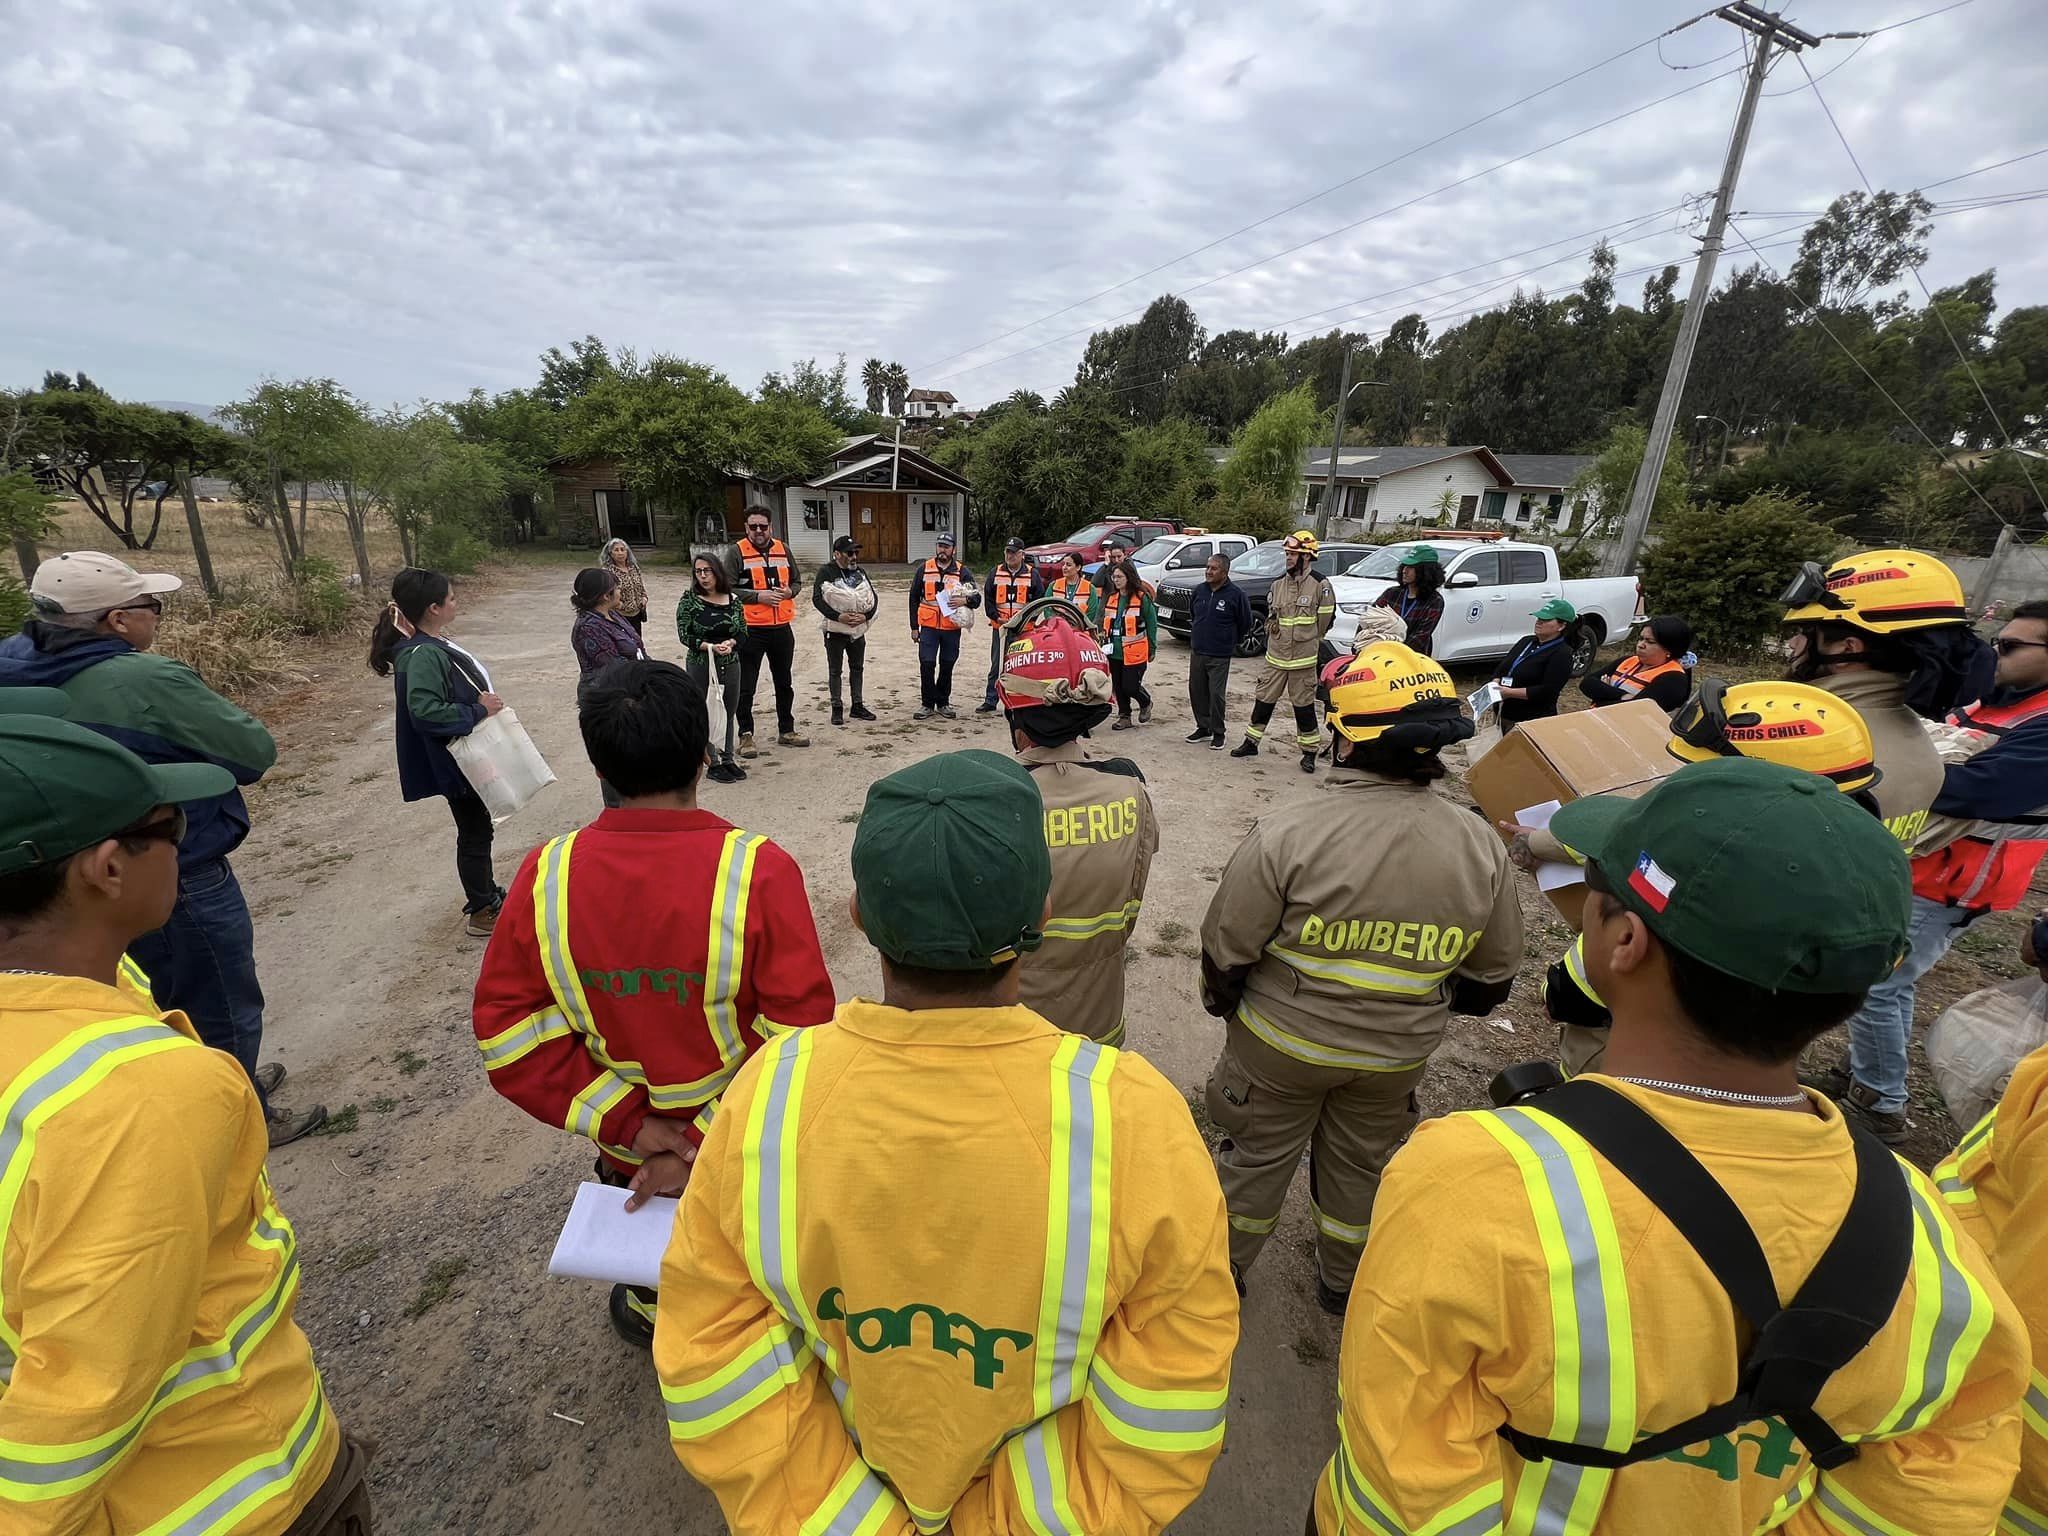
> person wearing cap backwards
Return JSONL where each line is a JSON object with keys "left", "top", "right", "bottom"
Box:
{"left": 1492, "top": 596, "right": 1580, "bottom": 732}
{"left": 1580, "top": 614, "right": 1696, "bottom": 712}
{"left": 813, "top": 535, "right": 880, "bottom": 727}
{"left": 473, "top": 659, "right": 835, "bottom": 1347}
{"left": 654, "top": 750, "right": 1237, "bottom": 1536}
{"left": 1203, "top": 643, "right": 1523, "bottom": 1313}
{"left": 909, "top": 530, "right": 977, "bottom": 719}
{"left": 1933, "top": 913, "right": 2048, "bottom": 1535}
{"left": 0, "top": 711, "right": 374, "bottom": 1535}
{"left": 997, "top": 598, "right": 1158, "bottom": 1045}
{"left": 1818, "top": 593, "right": 2048, "bottom": 1143}
{"left": 732, "top": 504, "right": 810, "bottom": 757}
{"left": 976, "top": 537, "right": 1044, "bottom": 714}
{"left": 1507, "top": 678, "right": 1889, "bottom": 1078}
{"left": 1311, "top": 755, "right": 2027, "bottom": 1536}
{"left": 1230, "top": 530, "right": 1337, "bottom": 773}
{"left": 1373, "top": 544, "right": 1446, "bottom": 655}
{"left": 0, "top": 551, "right": 325, "bottom": 1144}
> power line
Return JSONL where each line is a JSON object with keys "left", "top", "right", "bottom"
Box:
{"left": 906, "top": 7, "right": 1731, "bottom": 378}
{"left": 1843, "top": 0, "right": 1979, "bottom": 36}
{"left": 924, "top": 64, "right": 1746, "bottom": 390}
{"left": 1794, "top": 51, "right": 2046, "bottom": 511}
{"left": 1920, "top": 146, "right": 2048, "bottom": 192}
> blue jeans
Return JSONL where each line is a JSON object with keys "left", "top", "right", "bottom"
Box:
{"left": 1846, "top": 895, "right": 1978, "bottom": 1113}
{"left": 129, "top": 857, "right": 268, "bottom": 1113}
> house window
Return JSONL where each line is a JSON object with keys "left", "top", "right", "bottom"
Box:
{"left": 801, "top": 498, "right": 830, "bottom": 531}
{"left": 1546, "top": 493, "right": 1566, "bottom": 521}
{"left": 921, "top": 500, "right": 951, "bottom": 531}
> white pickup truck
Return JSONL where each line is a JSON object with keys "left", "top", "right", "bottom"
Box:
{"left": 1326, "top": 539, "right": 1644, "bottom": 671}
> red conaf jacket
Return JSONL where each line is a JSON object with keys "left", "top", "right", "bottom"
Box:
{"left": 473, "top": 807, "right": 836, "bottom": 1170}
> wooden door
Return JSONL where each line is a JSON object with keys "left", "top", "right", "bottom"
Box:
{"left": 852, "top": 492, "right": 907, "bottom": 563}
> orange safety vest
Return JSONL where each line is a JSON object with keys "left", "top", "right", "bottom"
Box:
{"left": 916, "top": 558, "right": 966, "bottom": 631}
{"left": 1107, "top": 594, "right": 1151, "bottom": 666}
{"left": 739, "top": 539, "right": 797, "bottom": 626}
{"left": 990, "top": 565, "right": 1035, "bottom": 622}
{"left": 1602, "top": 655, "right": 1687, "bottom": 698}
{"left": 1910, "top": 689, "right": 2048, "bottom": 911}
{"left": 1048, "top": 575, "right": 1094, "bottom": 608}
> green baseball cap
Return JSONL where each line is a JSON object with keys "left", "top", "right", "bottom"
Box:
{"left": 1551, "top": 756, "right": 1909, "bottom": 993}
{"left": 1401, "top": 544, "right": 1441, "bottom": 566}
{"left": 852, "top": 750, "right": 1050, "bottom": 970}
{"left": 0, "top": 717, "right": 233, "bottom": 876}
{"left": 1532, "top": 597, "right": 1578, "bottom": 622}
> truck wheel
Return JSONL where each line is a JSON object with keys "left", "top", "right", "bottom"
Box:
{"left": 1570, "top": 622, "right": 1606, "bottom": 677}
{"left": 1236, "top": 619, "right": 1266, "bottom": 659}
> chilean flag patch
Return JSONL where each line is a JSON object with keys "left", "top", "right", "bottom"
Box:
{"left": 1629, "top": 853, "right": 1676, "bottom": 912}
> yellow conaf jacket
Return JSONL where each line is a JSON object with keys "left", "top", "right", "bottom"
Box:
{"left": 0, "top": 974, "right": 337, "bottom": 1535}
{"left": 1937, "top": 1041, "right": 2048, "bottom": 1534}
{"left": 654, "top": 1000, "right": 1238, "bottom": 1535}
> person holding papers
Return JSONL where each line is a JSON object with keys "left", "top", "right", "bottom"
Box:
{"left": 471, "top": 658, "right": 834, "bottom": 1348}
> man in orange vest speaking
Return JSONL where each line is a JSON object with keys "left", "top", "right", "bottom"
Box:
{"left": 909, "top": 530, "right": 977, "bottom": 720}
{"left": 733, "top": 505, "right": 809, "bottom": 756}
{"left": 1828, "top": 597, "right": 2048, "bottom": 1143}
{"left": 977, "top": 537, "right": 1044, "bottom": 714}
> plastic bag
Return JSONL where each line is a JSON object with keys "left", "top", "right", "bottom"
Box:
{"left": 1926, "top": 976, "right": 2048, "bottom": 1129}
{"left": 449, "top": 707, "right": 557, "bottom": 824}
{"left": 1463, "top": 706, "right": 1502, "bottom": 771}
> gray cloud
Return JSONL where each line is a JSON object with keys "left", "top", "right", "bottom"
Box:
{"left": 2, "top": 0, "right": 2041, "bottom": 415}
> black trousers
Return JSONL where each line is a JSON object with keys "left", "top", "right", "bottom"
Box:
{"left": 686, "top": 648, "right": 741, "bottom": 764}
{"left": 446, "top": 790, "right": 499, "bottom": 913}
{"left": 982, "top": 625, "right": 1008, "bottom": 706}
{"left": 1110, "top": 659, "right": 1151, "bottom": 718}
{"left": 737, "top": 624, "right": 796, "bottom": 735}
{"left": 1189, "top": 653, "right": 1231, "bottom": 738}
{"left": 824, "top": 632, "right": 867, "bottom": 708}
{"left": 919, "top": 628, "right": 961, "bottom": 707}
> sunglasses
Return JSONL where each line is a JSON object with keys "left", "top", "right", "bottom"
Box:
{"left": 117, "top": 806, "right": 187, "bottom": 849}
{"left": 746, "top": 523, "right": 771, "bottom": 533}
{"left": 111, "top": 597, "right": 164, "bottom": 616}
{"left": 1994, "top": 638, "right": 2048, "bottom": 656}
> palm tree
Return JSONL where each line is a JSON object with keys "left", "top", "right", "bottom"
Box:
{"left": 861, "top": 358, "right": 886, "bottom": 415}
{"left": 884, "top": 362, "right": 910, "bottom": 417}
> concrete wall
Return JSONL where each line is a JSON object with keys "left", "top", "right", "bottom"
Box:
{"left": 1948, "top": 536, "right": 2048, "bottom": 612}
{"left": 783, "top": 487, "right": 960, "bottom": 568}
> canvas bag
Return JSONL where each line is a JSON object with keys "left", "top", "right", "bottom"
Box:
{"left": 1926, "top": 976, "right": 2048, "bottom": 1129}
{"left": 449, "top": 708, "right": 556, "bottom": 824}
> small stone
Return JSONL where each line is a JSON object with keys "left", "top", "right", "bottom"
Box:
{"left": 357, "top": 1311, "right": 371, "bottom": 1328}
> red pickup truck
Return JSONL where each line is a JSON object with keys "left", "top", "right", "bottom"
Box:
{"left": 1023, "top": 519, "right": 1182, "bottom": 582}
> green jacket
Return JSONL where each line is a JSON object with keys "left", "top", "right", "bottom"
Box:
{"left": 1088, "top": 589, "right": 1157, "bottom": 660}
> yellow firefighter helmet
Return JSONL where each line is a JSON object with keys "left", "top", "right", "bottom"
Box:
{"left": 1667, "top": 678, "right": 1882, "bottom": 793}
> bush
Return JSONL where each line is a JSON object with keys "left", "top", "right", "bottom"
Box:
{"left": 286, "top": 557, "right": 354, "bottom": 635}
{"left": 1215, "top": 484, "right": 1298, "bottom": 543}
{"left": 1638, "top": 492, "right": 1844, "bottom": 653}
{"left": 418, "top": 521, "right": 490, "bottom": 575}
{"left": 154, "top": 598, "right": 308, "bottom": 703}
{"left": 0, "top": 577, "right": 28, "bottom": 640}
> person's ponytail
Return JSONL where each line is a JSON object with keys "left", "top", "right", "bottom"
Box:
{"left": 370, "top": 568, "right": 451, "bottom": 676}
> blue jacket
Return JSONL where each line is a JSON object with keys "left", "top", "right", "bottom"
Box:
{"left": 0, "top": 621, "right": 276, "bottom": 867}
{"left": 1933, "top": 684, "right": 2048, "bottom": 822}
{"left": 389, "top": 634, "right": 488, "bottom": 802}
{"left": 1188, "top": 580, "right": 1255, "bottom": 657}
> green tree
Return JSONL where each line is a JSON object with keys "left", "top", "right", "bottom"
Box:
{"left": 884, "top": 362, "right": 909, "bottom": 418}
{"left": 536, "top": 336, "right": 615, "bottom": 412}
{"left": 0, "top": 394, "right": 58, "bottom": 582}
{"left": 759, "top": 355, "right": 873, "bottom": 434}
{"left": 861, "top": 358, "right": 886, "bottom": 415}
{"left": 1112, "top": 418, "right": 1215, "bottom": 519}
{"left": 444, "top": 386, "right": 562, "bottom": 544}
{"left": 1874, "top": 472, "right": 1967, "bottom": 550}
{"left": 1639, "top": 492, "right": 1843, "bottom": 653}
{"left": 1217, "top": 384, "right": 1317, "bottom": 537}
{"left": 1167, "top": 329, "right": 1287, "bottom": 440}
{"left": 223, "top": 379, "right": 362, "bottom": 570}
{"left": 1788, "top": 190, "right": 1934, "bottom": 316}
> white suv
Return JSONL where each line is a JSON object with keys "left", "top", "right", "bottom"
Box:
{"left": 1123, "top": 531, "right": 1257, "bottom": 589}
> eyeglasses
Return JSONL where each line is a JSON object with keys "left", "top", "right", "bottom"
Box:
{"left": 116, "top": 807, "right": 187, "bottom": 850}
{"left": 110, "top": 597, "right": 164, "bottom": 617}
{"left": 1995, "top": 638, "right": 2048, "bottom": 656}
{"left": 746, "top": 523, "right": 770, "bottom": 533}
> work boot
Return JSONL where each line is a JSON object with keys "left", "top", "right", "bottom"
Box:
{"left": 1300, "top": 751, "right": 1318, "bottom": 775}
{"left": 937, "top": 704, "right": 958, "bottom": 719}
{"left": 1841, "top": 1081, "right": 1910, "bottom": 1146}
{"left": 608, "top": 1285, "right": 656, "bottom": 1351}
{"left": 738, "top": 732, "right": 758, "bottom": 759}
{"left": 464, "top": 900, "right": 501, "bottom": 939}
{"left": 1230, "top": 738, "right": 1260, "bottom": 759}
{"left": 1315, "top": 1275, "right": 1350, "bottom": 1318}
{"left": 267, "top": 1101, "right": 327, "bottom": 1148}
{"left": 255, "top": 1061, "right": 288, "bottom": 1096}
{"left": 1139, "top": 702, "right": 1153, "bottom": 724}
{"left": 975, "top": 700, "right": 999, "bottom": 714}
{"left": 1111, "top": 716, "right": 1134, "bottom": 731}
{"left": 913, "top": 706, "right": 935, "bottom": 720}
{"left": 850, "top": 702, "right": 877, "bottom": 722}
{"left": 831, "top": 705, "right": 845, "bottom": 727}
{"left": 1185, "top": 728, "right": 1209, "bottom": 744}
{"left": 778, "top": 730, "right": 811, "bottom": 748}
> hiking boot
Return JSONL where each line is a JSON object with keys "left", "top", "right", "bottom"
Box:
{"left": 1139, "top": 702, "right": 1153, "bottom": 724}
{"left": 976, "top": 701, "right": 999, "bottom": 714}
{"left": 937, "top": 705, "right": 958, "bottom": 719}
{"left": 1800, "top": 1063, "right": 1854, "bottom": 1100}
{"left": 1111, "top": 717, "right": 1134, "bottom": 731}
{"left": 608, "top": 1285, "right": 656, "bottom": 1351}
{"left": 1300, "top": 752, "right": 1318, "bottom": 775}
{"left": 267, "top": 1102, "right": 327, "bottom": 1148}
{"left": 831, "top": 705, "right": 845, "bottom": 727}
{"left": 465, "top": 901, "right": 501, "bottom": 939}
{"left": 1842, "top": 1081, "right": 1910, "bottom": 1146}
{"left": 255, "top": 1061, "right": 288, "bottom": 1097}
{"left": 913, "top": 706, "right": 935, "bottom": 720}
{"left": 1230, "top": 739, "right": 1260, "bottom": 759}
{"left": 1315, "top": 1275, "right": 1351, "bottom": 1318}
{"left": 850, "top": 703, "right": 877, "bottom": 721}
{"left": 778, "top": 731, "right": 810, "bottom": 748}
{"left": 738, "top": 732, "right": 758, "bottom": 758}
{"left": 1185, "top": 729, "right": 1210, "bottom": 744}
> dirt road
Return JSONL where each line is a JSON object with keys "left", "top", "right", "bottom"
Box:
{"left": 234, "top": 558, "right": 1981, "bottom": 1534}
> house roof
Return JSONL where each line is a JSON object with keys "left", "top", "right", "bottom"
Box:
{"left": 1494, "top": 454, "right": 1594, "bottom": 490}
{"left": 1301, "top": 446, "right": 1512, "bottom": 484}
{"left": 807, "top": 438, "right": 972, "bottom": 493}
{"left": 905, "top": 388, "right": 957, "bottom": 404}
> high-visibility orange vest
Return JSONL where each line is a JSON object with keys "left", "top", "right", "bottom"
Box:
{"left": 1108, "top": 594, "right": 1151, "bottom": 666}
{"left": 916, "top": 558, "right": 966, "bottom": 631}
{"left": 1602, "top": 655, "right": 1686, "bottom": 698}
{"left": 739, "top": 539, "right": 796, "bottom": 626}
{"left": 991, "top": 565, "right": 1035, "bottom": 622}
{"left": 1048, "top": 575, "right": 1094, "bottom": 608}
{"left": 1910, "top": 688, "right": 2048, "bottom": 911}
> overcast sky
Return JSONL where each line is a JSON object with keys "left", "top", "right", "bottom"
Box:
{"left": 4, "top": 0, "right": 2042, "bottom": 415}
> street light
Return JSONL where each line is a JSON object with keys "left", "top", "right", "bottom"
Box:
{"left": 1693, "top": 413, "right": 1732, "bottom": 477}
{"left": 1314, "top": 344, "right": 1391, "bottom": 540}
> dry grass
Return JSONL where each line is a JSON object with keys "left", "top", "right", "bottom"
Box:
{"left": 41, "top": 498, "right": 406, "bottom": 589}
{"left": 153, "top": 598, "right": 310, "bottom": 700}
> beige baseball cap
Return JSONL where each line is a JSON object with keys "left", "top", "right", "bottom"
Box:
{"left": 30, "top": 552, "right": 182, "bottom": 614}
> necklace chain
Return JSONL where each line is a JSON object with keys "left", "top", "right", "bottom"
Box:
{"left": 1613, "top": 1075, "right": 1809, "bottom": 1108}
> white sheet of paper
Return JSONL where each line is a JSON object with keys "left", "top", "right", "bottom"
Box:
{"left": 1466, "top": 681, "right": 1502, "bottom": 716}
{"left": 1513, "top": 799, "right": 1585, "bottom": 894}
{"left": 548, "top": 1181, "right": 678, "bottom": 1289}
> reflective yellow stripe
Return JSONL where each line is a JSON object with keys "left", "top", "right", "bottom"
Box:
{"left": 0, "top": 1016, "right": 191, "bottom": 1375}
{"left": 741, "top": 1030, "right": 843, "bottom": 1389}
{"left": 705, "top": 831, "right": 766, "bottom": 1067}
{"left": 1042, "top": 900, "right": 1142, "bottom": 943}
{"left": 1005, "top": 1419, "right": 1081, "bottom": 1536}
{"left": 1311, "top": 1198, "right": 1371, "bottom": 1247}
{"left": 1758, "top": 1467, "right": 1816, "bottom": 1532}
{"left": 904, "top": 1496, "right": 953, "bottom": 1534}
{"left": 1561, "top": 937, "right": 1605, "bottom": 1009}
{"left": 1815, "top": 1473, "right": 1917, "bottom": 1536}
{"left": 1874, "top": 1170, "right": 1995, "bottom": 1438}
{"left": 1227, "top": 1210, "right": 1278, "bottom": 1235}
{"left": 1235, "top": 1000, "right": 1428, "bottom": 1073}
{"left": 662, "top": 1320, "right": 809, "bottom": 1441}
{"left": 138, "top": 1377, "right": 328, "bottom": 1536}
{"left": 753, "top": 1015, "right": 797, "bottom": 1040}
{"left": 2024, "top": 1372, "right": 2048, "bottom": 1441}
{"left": 1477, "top": 1107, "right": 1633, "bottom": 1536}
{"left": 477, "top": 1008, "right": 573, "bottom": 1071}
{"left": 1032, "top": 1035, "right": 1115, "bottom": 1419}
{"left": 565, "top": 1068, "right": 636, "bottom": 1143}
{"left": 800, "top": 1455, "right": 902, "bottom": 1536}
{"left": 1274, "top": 614, "right": 1321, "bottom": 626}
{"left": 1267, "top": 941, "right": 1457, "bottom": 998}
{"left": 1083, "top": 1355, "right": 1226, "bottom": 1454}
{"left": 116, "top": 954, "right": 154, "bottom": 1005}
{"left": 1099, "top": 1019, "right": 1127, "bottom": 1050}
{"left": 1268, "top": 655, "right": 1318, "bottom": 669}
{"left": 1329, "top": 1431, "right": 1503, "bottom": 1536}
{"left": 2004, "top": 1491, "right": 2048, "bottom": 1536}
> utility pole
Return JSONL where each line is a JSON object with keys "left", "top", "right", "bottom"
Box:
{"left": 1602, "top": 2, "right": 1820, "bottom": 576}
{"left": 1313, "top": 345, "right": 1356, "bottom": 542}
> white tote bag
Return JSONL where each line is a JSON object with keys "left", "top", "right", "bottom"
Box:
{"left": 449, "top": 708, "right": 557, "bottom": 824}
{"left": 1926, "top": 977, "right": 2048, "bottom": 1130}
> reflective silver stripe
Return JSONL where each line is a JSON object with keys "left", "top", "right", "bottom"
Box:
{"left": 2004, "top": 1499, "right": 2048, "bottom": 1536}
{"left": 756, "top": 1037, "right": 805, "bottom": 1324}
{"left": 1084, "top": 1363, "right": 1224, "bottom": 1439}
{"left": 704, "top": 831, "right": 763, "bottom": 1065}
{"left": 156, "top": 1384, "right": 327, "bottom": 1536}
{"left": 1047, "top": 1038, "right": 1104, "bottom": 1412}
{"left": 2028, "top": 1379, "right": 2048, "bottom": 1426}
{"left": 1016, "top": 1420, "right": 1078, "bottom": 1536}
{"left": 477, "top": 1008, "right": 570, "bottom": 1070}
{"left": 663, "top": 1330, "right": 802, "bottom": 1433}
{"left": 1892, "top": 1180, "right": 1975, "bottom": 1433}
{"left": 1814, "top": 1482, "right": 1890, "bottom": 1536}
{"left": 812, "top": 1470, "right": 890, "bottom": 1536}
{"left": 1334, "top": 1442, "right": 1403, "bottom": 1536}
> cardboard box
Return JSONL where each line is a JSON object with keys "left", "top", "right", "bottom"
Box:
{"left": 1465, "top": 700, "right": 1679, "bottom": 924}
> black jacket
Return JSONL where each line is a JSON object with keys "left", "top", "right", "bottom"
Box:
{"left": 1189, "top": 580, "right": 1255, "bottom": 657}
{"left": 1495, "top": 635, "right": 1575, "bottom": 728}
